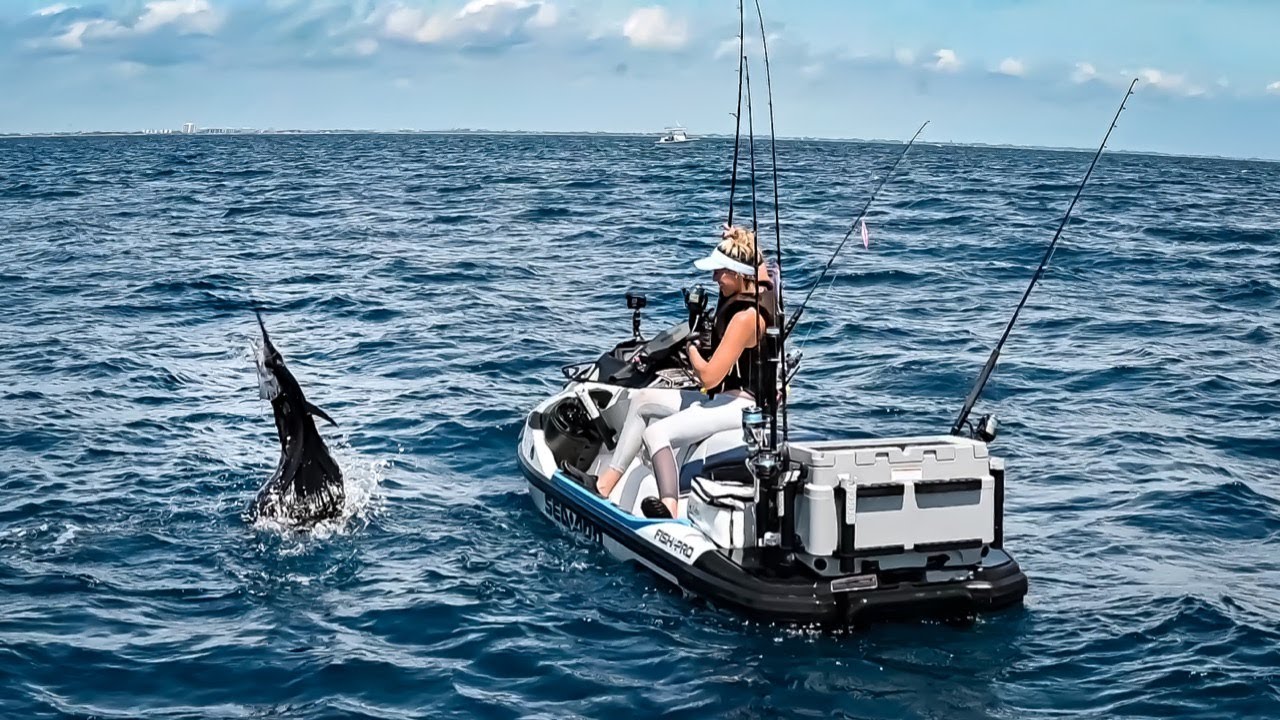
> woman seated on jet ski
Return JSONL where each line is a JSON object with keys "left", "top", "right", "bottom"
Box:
{"left": 587, "top": 225, "right": 778, "bottom": 519}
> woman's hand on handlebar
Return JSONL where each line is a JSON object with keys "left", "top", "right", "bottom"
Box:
{"left": 683, "top": 341, "right": 707, "bottom": 384}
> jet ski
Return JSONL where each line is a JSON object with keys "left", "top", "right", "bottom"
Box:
{"left": 513, "top": 0, "right": 1137, "bottom": 626}
{"left": 516, "top": 290, "right": 1028, "bottom": 625}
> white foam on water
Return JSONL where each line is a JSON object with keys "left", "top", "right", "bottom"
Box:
{"left": 248, "top": 436, "right": 389, "bottom": 543}
{"left": 51, "top": 523, "right": 79, "bottom": 550}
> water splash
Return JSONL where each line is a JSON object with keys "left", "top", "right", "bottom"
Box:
{"left": 247, "top": 438, "right": 388, "bottom": 541}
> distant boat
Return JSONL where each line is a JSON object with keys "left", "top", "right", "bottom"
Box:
{"left": 656, "top": 125, "right": 693, "bottom": 145}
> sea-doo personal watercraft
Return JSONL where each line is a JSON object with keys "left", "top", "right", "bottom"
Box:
{"left": 517, "top": 289, "right": 1028, "bottom": 625}
{"left": 517, "top": 0, "right": 1134, "bottom": 626}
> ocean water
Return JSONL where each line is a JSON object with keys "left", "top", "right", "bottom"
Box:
{"left": 1, "top": 133, "right": 1277, "bottom": 719}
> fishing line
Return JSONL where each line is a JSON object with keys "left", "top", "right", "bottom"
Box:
{"left": 782, "top": 122, "right": 928, "bottom": 344}
{"left": 726, "top": 0, "right": 745, "bottom": 225}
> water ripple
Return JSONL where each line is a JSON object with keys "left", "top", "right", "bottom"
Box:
{"left": 1, "top": 134, "right": 1278, "bottom": 718}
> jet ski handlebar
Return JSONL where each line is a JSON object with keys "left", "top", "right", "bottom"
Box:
{"left": 559, "top": 288, "right": 714, "bottom": 386}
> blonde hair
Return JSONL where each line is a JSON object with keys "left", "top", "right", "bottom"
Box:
{"left": 717, "top": 225, "right": 763, "bottom": 271}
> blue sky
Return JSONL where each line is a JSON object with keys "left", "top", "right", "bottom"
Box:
{"left": 2, "top": 0, "right": 1279, "bottom": 159}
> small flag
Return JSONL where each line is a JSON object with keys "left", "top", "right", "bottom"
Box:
{"left": 861, "top": 219, "right": 870, "bottom": 249}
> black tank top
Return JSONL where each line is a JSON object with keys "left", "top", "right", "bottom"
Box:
{"left": 707, "top": 288, "right": 778, "bottom": 398}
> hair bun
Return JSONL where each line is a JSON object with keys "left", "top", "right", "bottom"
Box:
{"left": 717, "top": 225, "right": 763, "bottom": 266}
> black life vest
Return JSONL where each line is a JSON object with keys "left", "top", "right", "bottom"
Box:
{"left": 707, "top": 288, "right": 778, "bottom": 398}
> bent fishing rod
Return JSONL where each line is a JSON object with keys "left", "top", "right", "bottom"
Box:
{"left": 782, "top": 121, "right": 929, "bottom": 342}
{"left": 950, "top": 78, "right": 1138, "bottom": 439}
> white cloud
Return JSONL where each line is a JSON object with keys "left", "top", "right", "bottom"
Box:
{"left": 995, "top": 57, "right": 1025, "bottom": 77}
{"left": 1267, "top": 81, "right": 1280, "bottom": 95}
{"left": 711, "top": 32, "right": 778, "bottom": 61}
{"left": 458, "top": 0, "right": 556, "bottom": 29}
{"left": 893, "top": 48, "right": 914, "bottom": 66}
{"left": 135, "top": 0, "right": 222, "bottom": 35}
{"left": 622, "top": 6, "right": 688, "bottom": 51}
{"left": 34, "top": 3, "right": 74, "bottom": 16}
{"left": 54, "top": 19, "right": 129, "bottom": 49}
{"left": 1070, "top": 62, "right": 1207, "bottom": 97}
{"left": 45, "top": 0, "right": 222, "bottom": 50}
{"left": 1137, "top": 67, "right": 1172, "bottom": 86}
{"left": 1071, "top": 61, "right": 1097, "bottom": 83}
{"left": 801, "top": 62, "right": 823, "bottom": 78}
{"left": 713, "top": 36, "right": 739, "bottom": 60}
{"left": 712, "top": 33, "right": 780, "bottom": 62}
{"left": 393, "top": 77, "right": 412, "bottom": 89}
{"left": 384, "top": 7, "right": 444, "bottom": 43}
{"left": 527, "top": 2, "right": 557, "bottom": 28}
{"left": 930, "top": 48, "right": 960, "bottom": 72}
{"left": 381, "top": 0, "right": 557, "bottom": 46}
{"left": 1133, "top": 67, "right": 1205, "bottom": 97}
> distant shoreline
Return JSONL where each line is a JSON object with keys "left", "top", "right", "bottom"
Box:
{"left": 0, "top": 129, "right": 1274, "bottom": 164}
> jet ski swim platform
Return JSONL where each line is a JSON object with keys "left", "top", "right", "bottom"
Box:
{"left": 517, "top": 303, "right": 1027, "bottom": 626}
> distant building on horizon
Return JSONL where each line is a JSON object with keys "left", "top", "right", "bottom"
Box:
{"left": 182, "top": 122, "right": 196, "bottom": 134}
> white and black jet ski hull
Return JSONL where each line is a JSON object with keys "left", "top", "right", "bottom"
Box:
{"left": 517, "top": 422, "right": 1028, "bottom": 625}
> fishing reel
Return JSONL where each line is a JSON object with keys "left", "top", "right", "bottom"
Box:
{"left": 742, "top": 403, "right": 795, "bottom": 554}
{"left": 966, "top": 414, "right": 999, "bottom": 443}
{"left": 682, "top": 285, "right": 710, "bottom": 331}
{"left": 682, "top": 285, "right": 713, "bottom": 354}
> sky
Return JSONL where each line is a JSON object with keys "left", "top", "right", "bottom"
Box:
{"left": 2, "top": 0, "right": 1279, "bottom": 159}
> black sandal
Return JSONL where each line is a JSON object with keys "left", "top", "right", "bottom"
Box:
{"left": 641, "top": 496, "right": 673, "bottom": 519}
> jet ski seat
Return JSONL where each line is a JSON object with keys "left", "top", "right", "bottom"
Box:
{"left": 678, "top": 428, "right": 752, "bottom": 490}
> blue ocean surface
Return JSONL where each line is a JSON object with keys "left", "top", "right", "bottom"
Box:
{"left": 1, "top": 134, "right": 1277, "bottom": 719}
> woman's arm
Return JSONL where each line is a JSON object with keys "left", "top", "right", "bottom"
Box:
{"left": 686, "top": 308, "right": 765, "bottom": 389}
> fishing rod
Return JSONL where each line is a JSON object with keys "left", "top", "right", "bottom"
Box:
{"left": 726, "top": 0, "right": 746, "bottom": 225}
{"left": 739, "top": 8, "right": 789, "bottom": 555}
{"left": 752, "top": 0, "right": 788, "bottom": 445}
{"left": 744, "top": 65, "right": 760, "bottom": 237}
{"left": 743, "top": 54, "right": 765, "bottom": 436}
{"left": 782, "top": 121, "right": 929, "bottom": 342}
{"left": 950, "top": 78, "right": 1138, "bottom": 439}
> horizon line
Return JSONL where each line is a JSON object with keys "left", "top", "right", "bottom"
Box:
{"left": 1, "top": 128, "right": 1275, "bottom": 164}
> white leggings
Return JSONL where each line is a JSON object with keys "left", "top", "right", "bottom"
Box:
{"left": 608, "top": 387, "right": 753, "bottom": 499}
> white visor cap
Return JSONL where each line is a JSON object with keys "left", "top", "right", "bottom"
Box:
{"left": 693, "top": 248, "right": 756, "bottom": 275}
